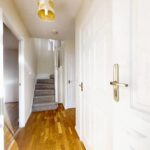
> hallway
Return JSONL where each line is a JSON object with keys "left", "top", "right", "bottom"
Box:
{"left": 11, "top": 104, "right": 85, "bottom": 150}
{"left": 0, "top": 0, "right": 150, "bottom": 149}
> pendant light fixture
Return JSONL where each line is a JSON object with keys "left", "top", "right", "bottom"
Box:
{"left": 37, "top": 0, "right": 55, "bottom": 21}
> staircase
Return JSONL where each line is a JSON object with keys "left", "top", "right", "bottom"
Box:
{"left": 32, "top": 74, "right": 58, "bottom": 112}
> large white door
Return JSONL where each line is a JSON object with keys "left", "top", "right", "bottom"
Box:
{"left": 76, "top": 0, "right": 113, "bottom": 149}
{"left": 112, "top": 0, "right": 150, "bottom": 149}
{"left": 76, "top": 0, "right": 150, "bottom": 149}
{"left": 0, "top": 8, "right": 4, "bottom": 150}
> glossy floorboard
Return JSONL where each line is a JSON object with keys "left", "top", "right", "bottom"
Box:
{"left": 11, "top": 104, "right": 85, "bottom": 150}
{"left": 4, "top": 102, "right": 19, "bottom": 149}
{"left": 4, "top": 102, "right": 19, "bottom": 133}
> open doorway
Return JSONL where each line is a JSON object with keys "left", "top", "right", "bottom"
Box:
{"left": 3, "top": 24, "right": 19, "bottom": 149}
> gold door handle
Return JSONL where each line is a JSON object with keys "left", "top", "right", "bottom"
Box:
{"left": 110, "top": 64, "right": 128, "bottom": 102}
{"left": 79, "top": 82, "right": 83, "bottom": 92}
{"left": 110, "top": 81, "right": 128, "bottom": 87}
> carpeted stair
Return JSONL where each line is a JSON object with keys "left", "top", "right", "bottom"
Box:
{"left": 32, "top": 74, "right": 58, "bottom": 112}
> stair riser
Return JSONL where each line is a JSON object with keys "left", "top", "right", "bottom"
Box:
{"left": 37, "top": 79, "right": 54, "bottom": 84}
{"left": 35, "top": 84, "right": 54, "bottom": 89}
{"left": 35, "top": 90, "right": 55, "bottom": 96}
{"left": 32, "top": 104, "right": 58, "bottom": 112}
{"left": 34, "top": 96, "right": 55, "bottom": 103}
{"left": 50, "top": 75, "right": 54, "bottom": 79}
{"left": 37, "top": 81, "right": 54, "bottom": 84}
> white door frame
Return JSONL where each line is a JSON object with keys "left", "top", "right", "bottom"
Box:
{"left": 75, "top": 28, "right": 84, "bottom": 140}
{"left": 3, "top": 10, "right": 25, "bottom": 128}
{"left": 18, "top": 40, "right": 25, "bottom": 128}
{"left": 0, "top": 8, "right": 4, "bottom": 150}
{"left": 0, "top": 9, "right": 25, "bottom": 149}
{"left": 54, "top": 47, "right": 59, "bottom": 103}
{"left": 62, "top": 42, "right": 76, "bottom": 109}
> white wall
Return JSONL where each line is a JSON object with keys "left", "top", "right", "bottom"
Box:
{"left": 0, "top": 0, "right": 38, "bottom": 127}
{"left": 23, "top": 38, "right": 37, "bottom": 124}
{"left": 4, "top": 49, "right": 18, "bottom": 103}
{"left": 0, "top": 0, "right": 29, "bottom": 39}
{"left": 62, "top": 39, "right": 75, "bottom": 109}
{"left": 33, "top": 38, "right": 54, "bottom": 79}
{"left": 18, "top": 38, "right": 37, "bottom": 127}
{"left": 3, "top": 25, "right": 19, "bottom": 103}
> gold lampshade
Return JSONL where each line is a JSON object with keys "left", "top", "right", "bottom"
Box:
{"left": 38, "top": 0, "right": 55, "bottom": 21}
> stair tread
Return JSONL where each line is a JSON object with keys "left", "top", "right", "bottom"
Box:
{"left": 37, "top": 79, "right": 54, "bottom": 81}
{"left": 36, "top": 88, "right": 54, "bottom": 89}
{"left": 34, "top": 97, "right": 55, "bottom": 100}
{"left": 32, "top": 103, "right": 58, "bottom": 112}
{"left": 33, "top": 96, "right": 55, "bottom": 103}
{"left": 34, "top": 95, "right": 55, "bottom": 98}
{"left": 33, "top": 100, "right": 55, "bottom": 104}
{"left": 33, "top": 102, "right": 58, "bottom": 107}
{"left": 38, "top": 78, "right": 54, "bottom": 79}
{"left": 32, "top": 106, "right": 58, "bottom": 112}
{"left": 32, "top": 75, "right": 56, "bottom": 112}
{"left": 34, "top": 96, "right": 55, "bottom": 101}
{"left": 34, "top": 94, "right": 55, "bottom": 98}
{"left": 37, "top": 80, "right": 54, "bottom": 82}
{"left": 35, "top": 89, "right": 54, "bottom": 91}
{"left": 34, "top": 93, "right": 55, "bottom": 98}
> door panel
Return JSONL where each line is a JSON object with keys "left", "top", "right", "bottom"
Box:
{"left": 112, "top": 0, "right": 150, "bottom": 149}
{"left": 76, "top": 0, "right": 150, "bottom": 149}
{"left": 75, "top": 29, "right": 83, "bottom": 138}
{"left": 131, "top": 0, "right": 150, "bottom": 112}
{"left": 65, "top": 46, "right": 75, "bottom": 108}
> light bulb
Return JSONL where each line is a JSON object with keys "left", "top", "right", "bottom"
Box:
{"left": 45, "top": 9, "right": 48, "bottom": 16}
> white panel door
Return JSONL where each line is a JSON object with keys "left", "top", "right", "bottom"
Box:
{"left": 0, "top": 9, "right": 4, "bottom": 150}
{"left": 66, "top": 52, "right": 74, "bottom": 108}
{"left": 112, "top": 0, "right": 150, "bottom": 149}
{"left": 75, "top": 29, "right": 84, "bottom": 139}
{"left": 76, "top": 0, "right": 113, "bottom": 149}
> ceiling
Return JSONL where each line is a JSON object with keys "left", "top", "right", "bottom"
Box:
{"left": 13, "top": 0, "right": 82, "bottom": 40}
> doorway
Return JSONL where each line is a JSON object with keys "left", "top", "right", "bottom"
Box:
{"left": 3, "top": 24, "right": 19, "bottom": 149}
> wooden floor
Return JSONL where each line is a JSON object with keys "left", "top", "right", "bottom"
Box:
{"left": 4, "top": 102, "right": 19, "bottom": 133}
{"left": 4, "top": 102, "right": 19, "bottom": 150}
{"left": 11, "top": 104, "right": 85, "bottom": 150}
